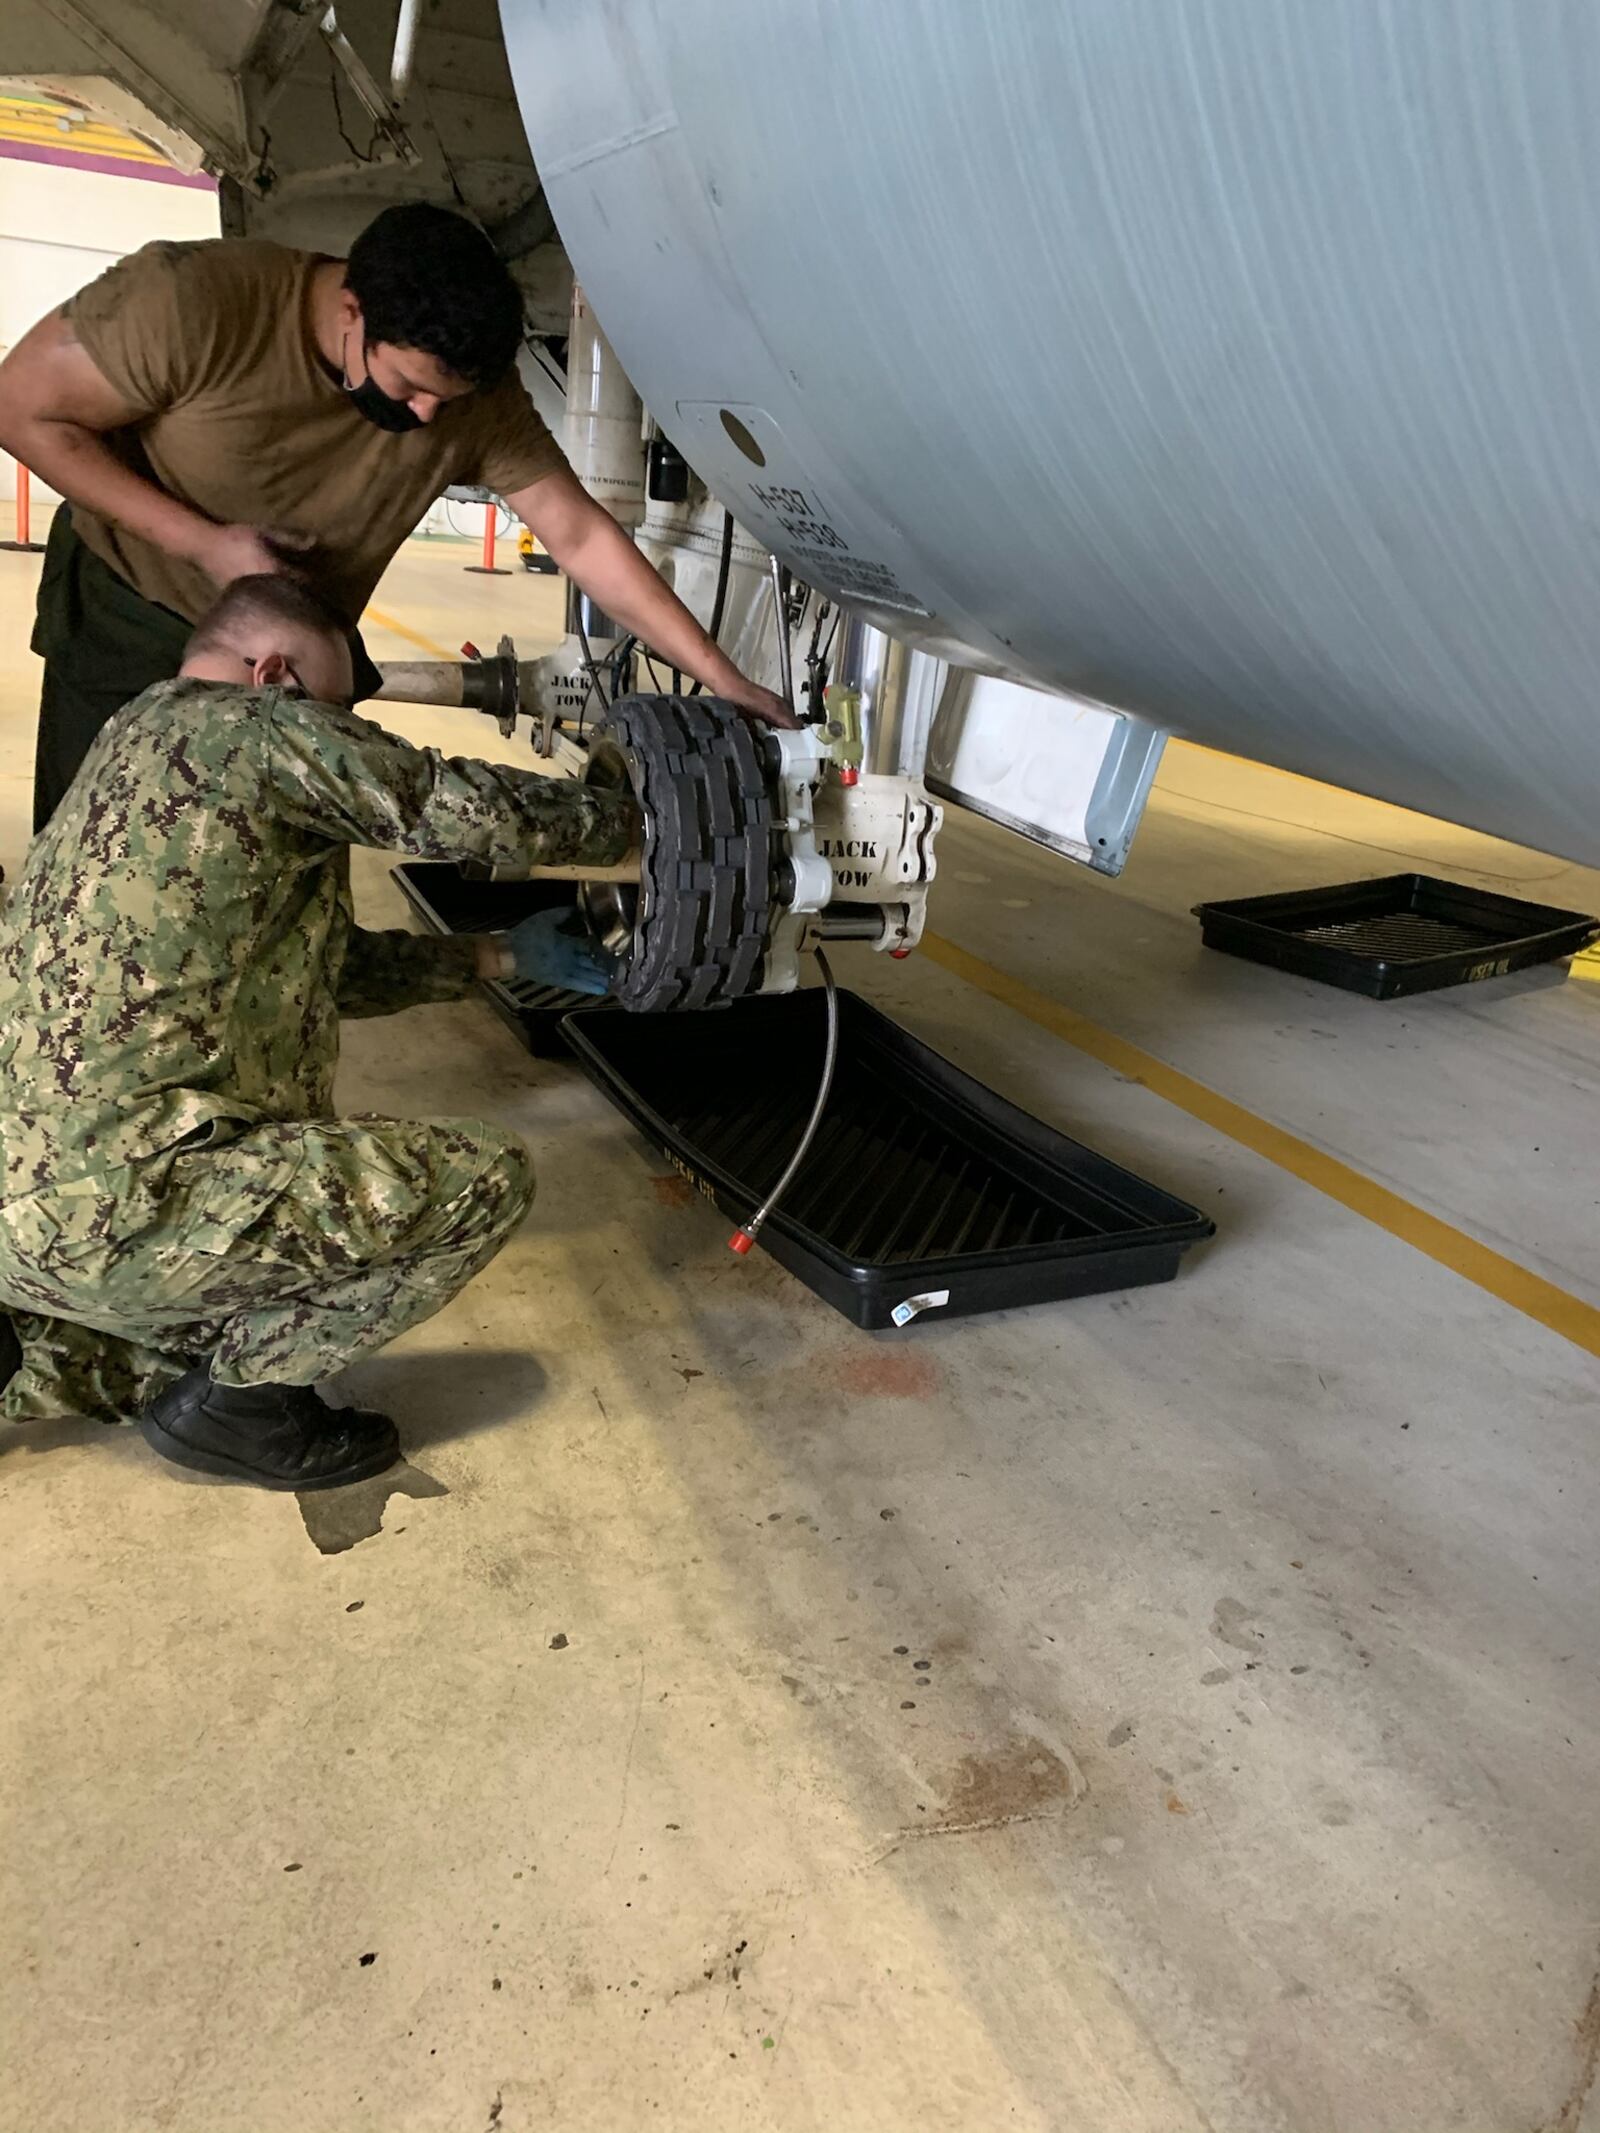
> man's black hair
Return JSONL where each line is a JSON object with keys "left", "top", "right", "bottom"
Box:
{"left": 345, "top": 202, "right": 524, "bottom": 389}
{"left": 186, "top": 574, "right": 351, "bottom": 660}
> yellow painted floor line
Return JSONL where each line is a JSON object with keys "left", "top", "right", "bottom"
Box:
{"left": 363, "top": 604, "right": 457, "bottom": 662}
{"left": 922, "top": 931, "right": 1600, "bottom": 1360}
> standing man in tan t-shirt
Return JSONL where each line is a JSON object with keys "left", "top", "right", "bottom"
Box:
{"left": 0, "top": 201, "right": 793, "bottom": 829}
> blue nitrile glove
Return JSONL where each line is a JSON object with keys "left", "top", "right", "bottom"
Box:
{"left": 502, "top": 907, "right": 612, "bottom": 996}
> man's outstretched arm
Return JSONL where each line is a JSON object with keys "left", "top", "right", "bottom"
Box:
{"left": 266, "top": 696, "right": 641, "bottom": 873}
{"left": 509, "top": 466, "right": 797, "bottom": 729}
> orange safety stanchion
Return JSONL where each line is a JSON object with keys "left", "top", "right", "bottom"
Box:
{"left": 2, "top": 459, "right": 43, "bottom": 555}
{"left": 464, "top": 498, "right": 510, "bottom": 575}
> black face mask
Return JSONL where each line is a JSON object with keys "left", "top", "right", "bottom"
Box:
{"left": 343, "top": 332, "right": 422, "bottom": 434}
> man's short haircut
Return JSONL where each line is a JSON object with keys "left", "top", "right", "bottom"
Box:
{"left": 185, "top": 574, "right": 351, "bottom": 662}
{"left": 345, "top": 202, "right": 524, "bottom": 389}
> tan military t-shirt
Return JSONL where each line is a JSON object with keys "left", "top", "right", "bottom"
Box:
{"left": 65, "top": 237, "right": 566, "bottom": 625}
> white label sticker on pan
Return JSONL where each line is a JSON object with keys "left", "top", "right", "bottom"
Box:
{"left": 891, "top": 1290, "right": 951, "bottom": 1328}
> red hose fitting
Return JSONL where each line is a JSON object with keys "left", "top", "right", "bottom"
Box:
{"left": 728, "top": 1228, "right": 756, "bottom": 1255}
{"left": 461, "top": 640, "right": 482, "bottom": 661}
{"left": 838, "top": 764, "right": 859, "bottom": 786}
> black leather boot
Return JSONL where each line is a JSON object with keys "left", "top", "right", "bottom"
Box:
{"left": 141, "top": 1368, "right": 399, "bottom": 1490}
{"left": 0, "top": 1312, "right": 20, "bottom": 1397}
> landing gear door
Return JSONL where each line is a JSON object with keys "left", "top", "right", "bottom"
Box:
{"left": 925, "top": 673, "right": 1167, "bottom": 878}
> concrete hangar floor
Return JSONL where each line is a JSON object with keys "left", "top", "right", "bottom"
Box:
{"left": 2, "top": 525, "right": 1597, "bottom": 2133}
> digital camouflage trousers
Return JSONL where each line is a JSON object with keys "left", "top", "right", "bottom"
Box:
{"left": 0, "top": 1115, "right": 533, "bottom": 1423}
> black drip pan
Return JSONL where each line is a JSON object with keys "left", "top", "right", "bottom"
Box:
{"left": 1194, "top": 873, "right": 1600, "bottom": 1000}
{"left": 391, "top": 861, "right": 603, "bottom": 1057}
{"left": 562, "top": 988, "right": 1214, "bottom": 1330}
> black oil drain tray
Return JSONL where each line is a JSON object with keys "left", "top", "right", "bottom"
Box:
{"left": 391, "top": 861, "right": 602, "bottom": 1058}
{"left": 1194, "top": 873, "right": 1599, "bottom": 1000}
{"left": 562, "top": 989, "right": 1214, "bottom": 1330}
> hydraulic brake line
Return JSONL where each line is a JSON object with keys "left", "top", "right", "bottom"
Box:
{"left": 687, "top": 509, "right": 735, "bottom": 697}
{"left": 768, "top": 553, "right": 798, "bottom": 717}
{"left": 574, "top": 615, "right": 609, "bottom": 728}
{"left": 729, "top": 949, "right": 839, "bottom": 1255}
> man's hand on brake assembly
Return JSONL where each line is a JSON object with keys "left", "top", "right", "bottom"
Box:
{"left": 476, "top": 909, "right": 613, "bottom": 997}
{"left": 723, "top": 680, "right": 799, "bottom": 730}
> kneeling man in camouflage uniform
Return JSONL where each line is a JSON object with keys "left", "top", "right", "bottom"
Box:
{"left": 0, "top": 575, "right": 637, "bottom": 1489}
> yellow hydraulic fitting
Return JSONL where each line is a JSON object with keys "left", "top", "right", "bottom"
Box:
{"left": 824, "top": 681, "right": 864, "bottom": 783}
